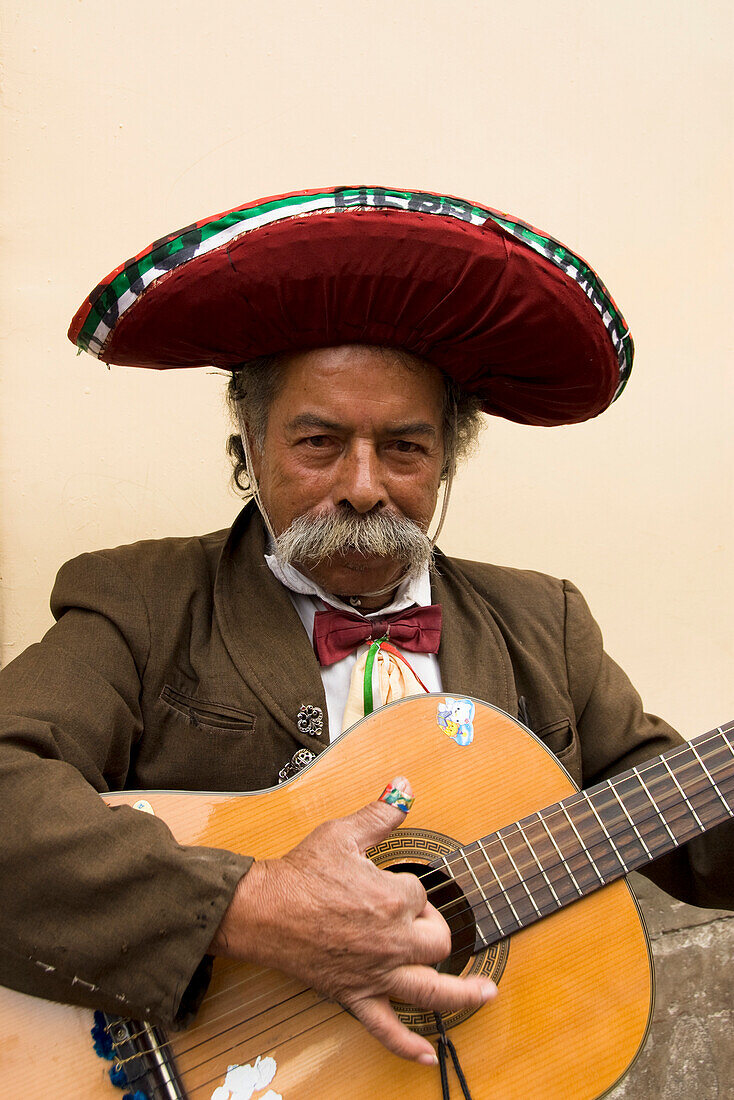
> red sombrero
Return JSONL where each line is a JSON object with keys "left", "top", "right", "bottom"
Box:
{"left": 68, "top": 185, "right": 633, "bottom": 427}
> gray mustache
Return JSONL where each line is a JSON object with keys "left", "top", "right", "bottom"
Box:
{"left": 274, "top": 509, "right": 433, "bottom": 570}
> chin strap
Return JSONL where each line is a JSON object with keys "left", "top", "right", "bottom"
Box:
{"left": 429, "top": 467, "right": 453, "bottom": 548}
{"left": 236, "top": 404, "right": 279, "bottom": 544}
{"left": 236, "top": 405, "right": 453, "bottom": 600}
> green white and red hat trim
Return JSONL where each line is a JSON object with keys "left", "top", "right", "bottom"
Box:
{"left": 69, "top": 186, "right": 633, "bottom": 427}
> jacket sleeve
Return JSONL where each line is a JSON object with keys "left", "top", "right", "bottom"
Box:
{"left": 0, "top": 552, "right": 252, "bottom": 1024}
{"left": 563, "top": 579, "right": 734, "bottom": 911}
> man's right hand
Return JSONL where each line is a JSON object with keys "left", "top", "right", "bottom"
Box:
{"left": 209, "top": 777, "right": 497, "bottom": 1064}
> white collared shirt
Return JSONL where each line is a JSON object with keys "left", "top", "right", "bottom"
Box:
{"left": 264, "top": 553, "right": 443, "bottom": 737}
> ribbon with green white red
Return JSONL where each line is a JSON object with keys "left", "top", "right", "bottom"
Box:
{"left": 362, "top": 638, "right": 430, "bottom": 717}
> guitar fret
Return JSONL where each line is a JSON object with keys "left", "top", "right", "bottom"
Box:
{"left": 559, "top": 805, "right": 605, "bottom": 885}
{"left": 516, "top": 821, "right": 562, "bottom": 906}
{"left": 449, "top": 850, "right": 502, "bottom": 940}
{"left": 607, "top": 783, "right": 652, "bottom": 857}
{"left": 583, "top": 791, "right": 628, "bottom": 874}
{"left": 507, "top": 822, "right": 583, "bottom": 912}
{"left": 433, "top": 718, "right": 734, "bottom": 954}
{"left": 632, "top": 766, "right": 679, "bottom": 844}
{"left": 690, "top": 742, "right": 734, "bottom": 816}
{"left": 476, "top": 838, "right": 521, "bottom": 929}
{"left": 660, "top": 756, "right": 705, "bottom": 830}
{"left": 496, "top": 829, "right": 542, "bottom": 917}
{"left": 534, "top": 811, "right": 583, "bottom": 896}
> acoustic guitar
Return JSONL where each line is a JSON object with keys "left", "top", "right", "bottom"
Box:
{"left": 1, "top": 696, "right": 731, "bottom": 1100}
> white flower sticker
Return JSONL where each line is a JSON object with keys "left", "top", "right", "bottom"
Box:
{"left": 210, "top": 1055, "right": 281, "bottom": 1100}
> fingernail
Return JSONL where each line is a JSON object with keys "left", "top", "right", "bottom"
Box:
{"left": 480, "top": 979, "right": 498, "bottom": 1001}
{"left": 418, "top": 1051, "right": 438, "bottom": 1067}
{"left": 379, "top": 776, "right": 414, "bottom": 813}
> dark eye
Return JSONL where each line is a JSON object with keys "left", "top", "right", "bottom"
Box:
{"left": 392, "top": 440, "right": 420, "bottom": 453}
{"left": 304, "top": 435, "right": 331, "bottom": 448}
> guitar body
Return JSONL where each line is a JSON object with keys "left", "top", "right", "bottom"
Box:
{"left": 0, "top": 697, "right": 653, "bottom": 1099}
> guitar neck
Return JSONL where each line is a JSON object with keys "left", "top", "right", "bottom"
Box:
{"left": 438, "top": 721, "right": 734, "bottom": 946}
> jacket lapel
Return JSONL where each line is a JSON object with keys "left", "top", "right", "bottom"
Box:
{"left": 431, "top": 550, "right": 518, "bottom": 718}
{"left": 215, "top": 505, "right": 330, "bottom": 749}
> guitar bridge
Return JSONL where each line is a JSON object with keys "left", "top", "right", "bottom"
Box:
{"left": 99, "top": 1011, "right": 186, "bottom": 1099}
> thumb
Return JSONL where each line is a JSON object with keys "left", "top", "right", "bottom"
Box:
{"left": 346, "top": 776, "right": 415, "bottom": 852}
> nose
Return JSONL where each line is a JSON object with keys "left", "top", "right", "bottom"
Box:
{"left": 333, "top": 441, "right": 386, "bottom": 514}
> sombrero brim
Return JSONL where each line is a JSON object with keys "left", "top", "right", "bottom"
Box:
{"left": 68, "top": 186, "right": 633, "bottom": 427}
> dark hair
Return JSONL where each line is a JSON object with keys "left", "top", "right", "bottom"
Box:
{"left": 225, "top": 348, "right": 484, "bottom": 495}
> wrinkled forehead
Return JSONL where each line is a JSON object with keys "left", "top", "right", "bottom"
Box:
{"left": 271, "top": 344, "right": 447, "bottom": 413}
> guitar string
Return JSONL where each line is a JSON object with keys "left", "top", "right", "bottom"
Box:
{"left": 175, "top": 1005, "right": 350, "bottom": 1100}
{"left": 105, "top": 730, "right": 734, "bottom": 1073}
{"left": 435, "top": 730, "right": 734, "bottom": 894}
{"left": 123, "top": 977, "right": 321, "bottom": 1058}
{"left": 430, "top": 741, "right": 734, "bottom": 910}
{"left": 129, "top": 721, "right": 730, "bottom": 1020}
{"left": 106, "top": 774, "right": 733, "bottom": 1082}
{"left": 113, "top": 741, "right": 734, "bottom": 1071}
{"left": 124, "top": 958, "right": 482, "bottom": 1100}
{"left": 423, "top": 805, "right": 734, "bottom": 978}
{"left": 115, "top": 732, "right": 733, "bottom": 1100}
{"left": 117, "top": 889, "right": 477, "bottom": 1062}
{"left": 108, "top": 735, "right": 733, "bottom": 1062}
{"left": 171, "top": 995, "right": 352, "bottom": 1096}
{"left": 111, "top": 845, "right": 503, "bottom": 1073}
{"left": 114, "top": 824, "right": 734, "bottom": 1100}
{"left": 179, "top": 958, "right": 285, "bottom": 1012}
{"left": 117, "top": 770, "right": 734, "bottom": 1064}
{"left": 154, "top": 878, "right": 481, "bottom": 1063}
{"left": 121, "top": 741, "right": 726, "bottom": 1100}
{"left": 116, "top": 859, "right": 486, "bottom": 1054}
{"left": 116, "top": 1000, "right": 347, "bottom": 1100}
{"left": 108, "top": 806, "right": 734, "bottom": 1100}
{"left": 172, "top": 987, "right": 331, "bottom": 1082}
{"left": 431, "top": 765, "right": 734, "bottom": 918}
{"left": 192, "top": 730, "right": 733, "bottom": 1004}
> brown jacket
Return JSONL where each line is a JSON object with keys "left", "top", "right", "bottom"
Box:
{"left": 0, "top": 503, "right": 731, "bottom": 1024}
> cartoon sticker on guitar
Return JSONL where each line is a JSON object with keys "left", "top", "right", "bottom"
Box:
{"left": 436, "top": 697, "right": 475, "bottom": 745}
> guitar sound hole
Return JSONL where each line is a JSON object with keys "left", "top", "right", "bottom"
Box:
{"left": 387, "top": 861, "right": 476, "bottom": 975}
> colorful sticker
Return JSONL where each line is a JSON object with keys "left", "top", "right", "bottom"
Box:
{"left": 379, "top": 777, "right": 414, "bottom": 814}
{"left": 210, "top": 1055, "right": 281, "bottom": 1100}
{"left": 437, "top": 697, "right": 475, "bottom": 746}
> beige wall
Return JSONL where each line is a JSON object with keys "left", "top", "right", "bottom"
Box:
{"left": 1, "top": 1, "right": 731, "bottom": 740}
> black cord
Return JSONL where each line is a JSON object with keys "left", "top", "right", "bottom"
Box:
{"left": 433, "top": 1013, "right": 475, "bottom": 1100}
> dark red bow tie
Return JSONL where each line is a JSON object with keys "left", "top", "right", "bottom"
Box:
{"left": 312, "top": 604, "right": 442, "bottom": 667}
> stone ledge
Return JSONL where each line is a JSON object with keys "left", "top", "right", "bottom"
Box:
{"left": 607, "top": 874, "right": 733, "bottom": 1100}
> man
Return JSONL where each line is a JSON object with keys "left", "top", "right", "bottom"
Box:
{"left": 1, "top": 187, "right": 731, "bottom": 1086}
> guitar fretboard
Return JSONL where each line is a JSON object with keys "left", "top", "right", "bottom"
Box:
{"left": 435, "top": 722, "right": 734, "bottom": 946}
